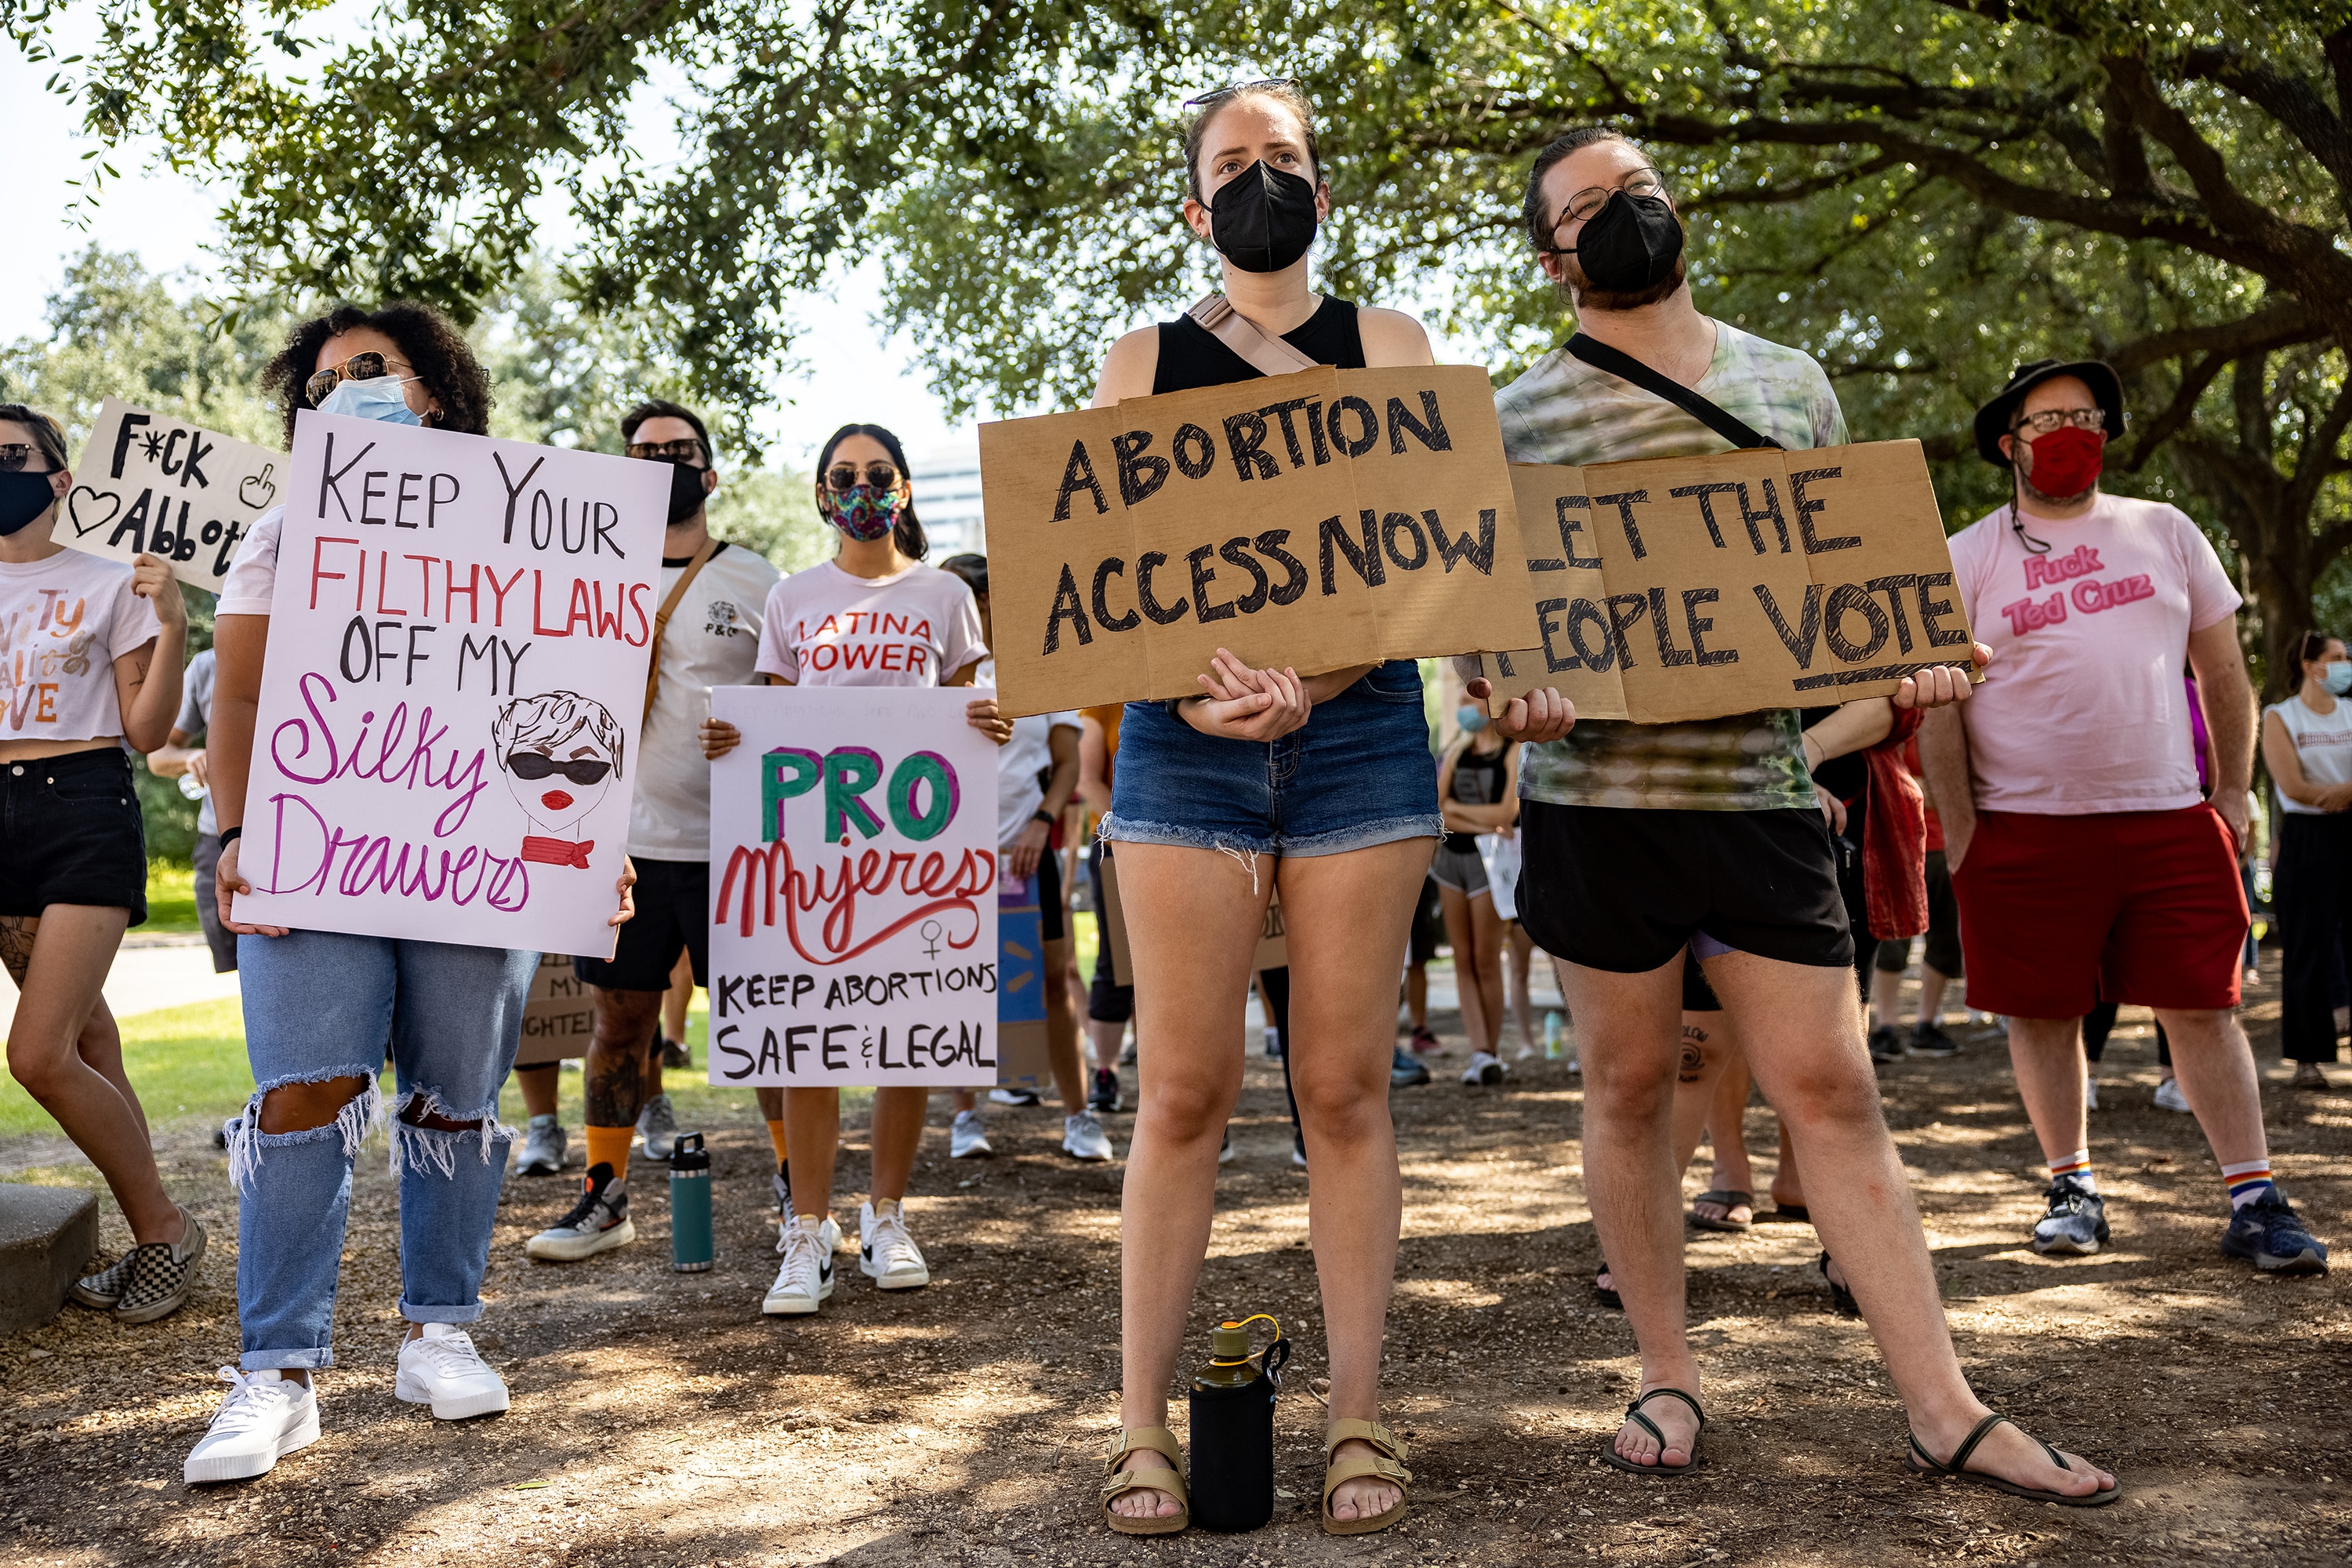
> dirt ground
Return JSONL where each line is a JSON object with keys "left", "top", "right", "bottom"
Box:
{"left": 4, "top": 959, "right": 2349, "bottom": 1568}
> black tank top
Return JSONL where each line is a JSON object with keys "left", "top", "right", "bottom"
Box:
{"left": 1151, "top": 296, "right": 1366, "bottom": 394}
{"left": 1443, "top": 742, "right": 1512, "bottom": 854}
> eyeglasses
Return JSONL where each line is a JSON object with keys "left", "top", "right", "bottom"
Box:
{"left": 2013, "top": 408, "right": 2108, "bottom": 435}
{"left": 506, "top": 752, "right": 613, "bottom": 786}
{"left": 1182, "top": 78, "right": 1299, "bottom": 108}
{"left": 625, "top": 438, "right": 708, "bottom": 464}
{"left": 303, "top": 351, "right": 415, "bottom": 408}
{"left": 1549, "top": 170, "right": 1668, "bottom": 237}
{"left": 824, "top": 461, "right": 902, "bottom": 493}
{"left": 0, "top": 444, "right": 60, "bottom": 475}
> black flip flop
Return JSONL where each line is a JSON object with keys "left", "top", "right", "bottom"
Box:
{"left": 1818, "top": 1251, "right": 1860, "bottom": 1318}
{"left": 1600, "top": 1388, "right": 1705, "bottom": 1476}
{"left": 1758, "top": 1203, "right": 1811, "bottom": 1224}
{"left": 1687, "top": 1189, "right": 1754, "bottom": 1232}
{"left": 1593, "top": 1261, "right": 1621, "bottom": 1310}
{"left": 1907, "top": 1414, "right": 2120, "bottom": 1507}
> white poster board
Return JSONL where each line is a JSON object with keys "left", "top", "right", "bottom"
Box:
{"left": 706, "top": 685, "right": 1000, "bottom": 1087}
{"left": 63, "top": 397, "right": 284, "bottom": 591}
{"left": 235, "top": 409, "right": 666, "bottom": 954}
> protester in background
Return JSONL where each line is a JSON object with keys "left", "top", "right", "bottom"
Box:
{"left": 149, "top": 647, "right": 236, "bottom": 975}
{"left": 1922, "top": 358, "right": 2326, "bottom": 1277}
{"left": 1432, "top": 708, "right": 1519, "bottom": 1086}
{"left": 1868, "top": 735, "right": 1962, "bottom": 1059}
{"left": 525, "top": 399, "right": 779, "bottom": 1261}
{"left": 1491, "top": 129, "right": 2100, "bottom": 1504}
{"left": 1077, "top": 704, "right": 1136, "bottom": 1112}
{"left": 1087, "top": 82, "right": 1572, "bottom": 1537}
{"left": 936, "top": 551, "right": 1112, "bottom": 1163}
{"left": 1395, "top": 879, "right": 1441, "bottom": 1085}
{"left": 188, "top": 304, "right": 637, "bottom": 1483}
{"left": 0, "top": 401, "right": 198, "bottom": 1324}
{"left": 2260, "top": 630, "right": 2352, "bottom": 1091}
{"left": 701, "top": 421, "right": 999, "bottom": 1318}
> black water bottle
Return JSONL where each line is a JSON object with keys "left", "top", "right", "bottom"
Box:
{"left": 1186, "top": 1316, "right": 1289, "bottom": 1531}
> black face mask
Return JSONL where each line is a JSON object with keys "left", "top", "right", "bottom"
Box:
{"left": 0, "top": 470, "right": 57, "bottom": 536}
{"left": 1207, "top": 161, "right": 1319, "bottom": 274}
{"left": 661, "top": 459, "right": 708, "bottom": 525}
{"left": 1568, "top": 190, "right": 1684, "bottom": 294}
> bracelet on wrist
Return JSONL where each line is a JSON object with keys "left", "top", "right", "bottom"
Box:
{"left": 218, "top": 826, "right": 242, "bottom": 847}
{"left": 1032, "top": 808, "right": 1056, "bottom": 827}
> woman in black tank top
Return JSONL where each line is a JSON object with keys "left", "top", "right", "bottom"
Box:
{"left": 1089, "top": 83, "right": 1436, "bottom": 1540}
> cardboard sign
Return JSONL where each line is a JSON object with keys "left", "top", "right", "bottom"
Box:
{"left": 62, "top": 398, "right": 283, "bottom": 590}
{"left": 990, "top": 870, "right": 1054, "bottom": 1091}
{"left": 235, "top": 410, "right": 667, "bottom": 953}
{"left": 1098, "top": 849, "right": 1287, "bottom": 986}
{"left": 979, "top": 365, "right": 1541, "bottom": 717}
{"left": 1480, "top": 441, "right": 1977, "bottom": 721}
{"left": 514, "top": 950, "right": 597, "bottom": 1066}
{"left": 705, "top": 685, "right": 1002, "bottom": 1087}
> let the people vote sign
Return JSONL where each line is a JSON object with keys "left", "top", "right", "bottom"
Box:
{"left": 234, "top": 411, "right": 666, "bottom": 954}
{"left": 978, "top": 366, "right": 1541, "bottom": 717}
{"left": 63, "top": 397, "right": 282, "bottom": 591}
{"left": 1479, "top": 441, "right": 1979, "bottom": 721}
{"left": 706, "top": 686, "right": 1001, "bottom": 1087}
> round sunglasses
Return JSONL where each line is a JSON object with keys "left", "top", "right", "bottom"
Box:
{"left": 824, "top": 461, "right": 902, "bottom": 492}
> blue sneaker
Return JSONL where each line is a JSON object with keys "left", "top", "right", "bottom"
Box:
{"left": 2220, "top": 1189, "right": 2329, "bottom": 1276}
{"left": 1390, "top": 1046, "right": 1431, "bottom": 1088}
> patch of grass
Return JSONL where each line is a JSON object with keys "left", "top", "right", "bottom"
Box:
{"left": 143, "top": 858, "right": 200, "bottom": 934}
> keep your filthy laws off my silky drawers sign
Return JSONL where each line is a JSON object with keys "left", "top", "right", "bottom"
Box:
{"left": 978, "top": 365, "right": 1544, "bottom": 717}
{"left": 706, "top": 686, "right": 1001, "bottom": 1088}
{"left": 234, "top": 411, "right": 666, "bottom": 955}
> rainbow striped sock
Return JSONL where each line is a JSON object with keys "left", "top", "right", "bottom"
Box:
{"left": 2223, "top": 1160, "right": 2274, "bottom": 1210}
{"left": 2049, "top": 1149, "right": 2095, "bottom": 1194}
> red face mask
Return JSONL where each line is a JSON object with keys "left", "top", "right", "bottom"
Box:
{"left": 2021, "top": 425, "right": 2103, "bottom": 499}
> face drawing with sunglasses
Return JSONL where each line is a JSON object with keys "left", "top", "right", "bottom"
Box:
{"left": 491, "top": 691, "right": 626, "bottom": 869}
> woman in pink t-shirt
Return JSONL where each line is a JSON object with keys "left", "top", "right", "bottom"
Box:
{"left": 702, "top": 422, "right": 1001, "bottom": 1317}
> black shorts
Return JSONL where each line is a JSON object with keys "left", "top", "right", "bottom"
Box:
{"left": 1518, "top": 800, "right": 1852, "bottom": 975}
{"left": 1029, "top": 842, "right": 1065, "bottom": 944}
{"left": 1875, "top": 848, "right": 1962, "bottom": 978}
{"left": 1408, "top": 874, "right": 1444, "bottom": 966}
{"left": 0, "top": 749, "right": 147, "bottom": 924}
{"left": 575, "top": 856, "right": 706, "bottom": 992}
{"left": 1087, "top": 840, "right": 1134, "bottom": 1024}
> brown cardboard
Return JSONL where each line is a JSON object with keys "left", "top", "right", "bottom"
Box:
{"left": 980, "top": 366, "right": 1543, "bottom": 717}
{"left": 1098, "top": 851, "right": 1283, "bottom": 985}
{"left": 1481, "top": 440, "right": 1976, "bottom": 720}
{"left": 514, "top": 951, "right": 597, "bottom": 1066}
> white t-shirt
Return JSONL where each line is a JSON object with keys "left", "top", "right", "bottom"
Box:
{"left": 2267, "top": 693, "right": 2352, "bottom": 816}
{"left": 753, "top": 559, "right": 985, "bottom": 688}
{"left": 216, "top": 503, "right": 285, "bottom": 616}
{"left": 0, "top": 547, "right": 162, "bottom": 744}
{"left": 971, "top": 656, "right": 1078, "bottom": 850}
{"left": 630, "top": 542, "right": 780, "bottom": 860}
{"left": 1947, "top": 492, "right": 2241, "bottom": 815}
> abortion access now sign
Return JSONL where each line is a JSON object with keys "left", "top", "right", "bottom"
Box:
{"left": 1479, "top": 441, "right": 1978, "bottom": 721}
{"left": 63, "top": 398, "right": 283, "bottom": 591}
{"left": 978, "top": 365, "right": 1543, "bottom": 717}
{"left": 234, "top": 410, "right": 667, "bottom": 954}
{"left": 706, "top": 686, "right": 1001, "bottom": 1087}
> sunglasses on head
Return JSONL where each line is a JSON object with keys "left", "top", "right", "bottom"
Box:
{"left": 0, "top": 444, "right": 60, "bottom": 475}
{"left": 303, "top": 351, "right": 414, "bottom": 408}
{"left": 824, "top": 461, "right": 902, "bottom": 493}
{"left": 506, "top": 752, "right": 612, "bottom": 786}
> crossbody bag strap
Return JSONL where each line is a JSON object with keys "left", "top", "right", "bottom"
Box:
{"left": 1189, "top": 292, "right": 1322, "bottom": 378}
{"left": 1566, "top": 332, "right": 1783, "bottom": 451}
{"left": 645, "top": 537, "right": 722, "bottom": 711}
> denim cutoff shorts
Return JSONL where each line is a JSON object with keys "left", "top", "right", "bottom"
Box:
{"left": 1102, "top": 659, "right": 1442, "bottom": 858}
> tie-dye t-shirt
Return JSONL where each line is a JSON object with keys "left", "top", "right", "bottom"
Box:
{"left": 1493, "top": 321, "right": 1846, "bottom": 811}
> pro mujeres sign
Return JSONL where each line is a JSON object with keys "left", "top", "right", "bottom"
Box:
{"left": 63, "top": 398, "right": 283, "bottom": 591}
{"left": 706, "top": 686, "right": 1002, "bottom": 1087}
{"left": 235, "top": 410, "right": 667, "bottom": 953}
{"left": 978, "top": 366, "right": 1541, "bottom": 717}
{"left": 1479, "top": 441, "right": 1977, "bottom": 721}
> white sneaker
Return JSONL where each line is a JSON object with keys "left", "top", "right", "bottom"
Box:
{"left": 513, "top": 1114, "right": 567, "bottom": 1175}
{"left": 394, "top": 1323, "right": 510, "bottom": 1419}
{"left": 764, "top": 1214, "right": 840, "bottom": 1316}
{"left": 1062, "top": 1110, "right": 1114, "bottom": 1162}
{"left": 635, "top": 1092, "right": 680, "bottom": 1161}
{"left": 1461, "top": 1050, "right": 1508, "bottom": 1087}
{"left": 1218, "top": 1127, "right": 1237, "bottom": 1164}
{"left": 184, "top": 1368, "right": 320, "bottom": 1483}
{"left": 949, "top": 1108, "right": 993, "bottom": 1159}
{"left": 2154, "top": 1076, "right": 2193, "bottom": 1112}
{"left": 524, "top": 1164, "right": 634, "bottom": 1261}
{"left": 2084, "top": 1073, "right": 2101, "bottom": 1112}
{"left": 988, "top": 1087, "right": 1042, "bottom": 1107}
{"left": 860, "top": 1200, "right": 931, "bottom": 1289}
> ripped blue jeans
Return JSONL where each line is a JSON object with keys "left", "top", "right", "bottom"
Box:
{"left": 227, "top": 928, "right": 536, "bottom": 1370}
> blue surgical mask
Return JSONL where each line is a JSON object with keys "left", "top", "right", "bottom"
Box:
{"left": 318, "top": 373, "right": 423, "bottom": 426}
{"left": 2324, "top": 662, "right": 2352, "bottom": 696}
{"left": 1456, "top": 704, "right": 1488, "bottom": 734}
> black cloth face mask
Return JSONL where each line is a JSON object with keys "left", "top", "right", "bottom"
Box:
{"left": 1207, "top": 161, "right": 1319, "bottom": 274}
{"left": 0, "top": 470, "right": 58, "bottom": 536}
{"left": 1566, "top": 189, "right": 1685, "bottom": 293}
{"left": 659, "top": 459, "right": 708, "bottom": 525}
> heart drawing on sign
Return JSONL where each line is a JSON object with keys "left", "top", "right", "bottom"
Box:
{"left": 67, "top": 486, "right": 122, "bottom": 538}
{"left": 238, "top": 463, "right": 278, "bottom": 511}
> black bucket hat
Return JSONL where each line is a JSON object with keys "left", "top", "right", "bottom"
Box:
{"left": 1973, "top": 358, "right": 2125, "bottom": 467}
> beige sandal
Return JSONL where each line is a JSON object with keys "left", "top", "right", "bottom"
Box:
{"left": 1101, "top": 1425, "right": 1189, "bottom": 1535}
{"left": 1321, "top": 1418, "right": 1410, "bottom": 1535}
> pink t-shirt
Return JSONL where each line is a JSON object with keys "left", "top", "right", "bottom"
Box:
{"left": 753, "top": 560, "right": 985, "bottom": 688}
{"left": 0, "top": 547, "right": 162, "bottom": 742}
{"left": 1947, "top": 492, "right": 2241, "bottom": 814}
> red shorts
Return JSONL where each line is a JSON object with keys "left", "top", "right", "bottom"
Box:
{"left": 1951, "top": 804, "right": 2245, "bottom": 1018}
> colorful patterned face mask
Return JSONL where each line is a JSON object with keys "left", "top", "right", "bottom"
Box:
{"left": 822, "top": 482, "right": 902, "bottom": 542}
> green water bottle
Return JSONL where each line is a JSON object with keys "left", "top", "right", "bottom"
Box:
{"left": 1543, "top": 1011, "right": 1566, "bottom": 1060}
{"left": 669, "top": 1131, "right": 713, "bottom": 1272}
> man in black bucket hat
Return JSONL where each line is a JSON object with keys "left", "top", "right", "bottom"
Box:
{"left": 1919, "top": 358, "right": 2328, "bottom": 1277}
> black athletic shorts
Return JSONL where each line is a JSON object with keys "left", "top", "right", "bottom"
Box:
{"left": 1087, "top": 840, "right": 1134, "bottom": 1024}
{"left": 575, "top": 856, "right": 706, "bottom": 993}
{"left": 1875, "top": 848, "right": 1962, "bottom": 978}
{"left": 1518, "top": 800, "right": 1853, "bottom": 975}
{"left": 0, "top": 748, "right": 147, "bottom": 924}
